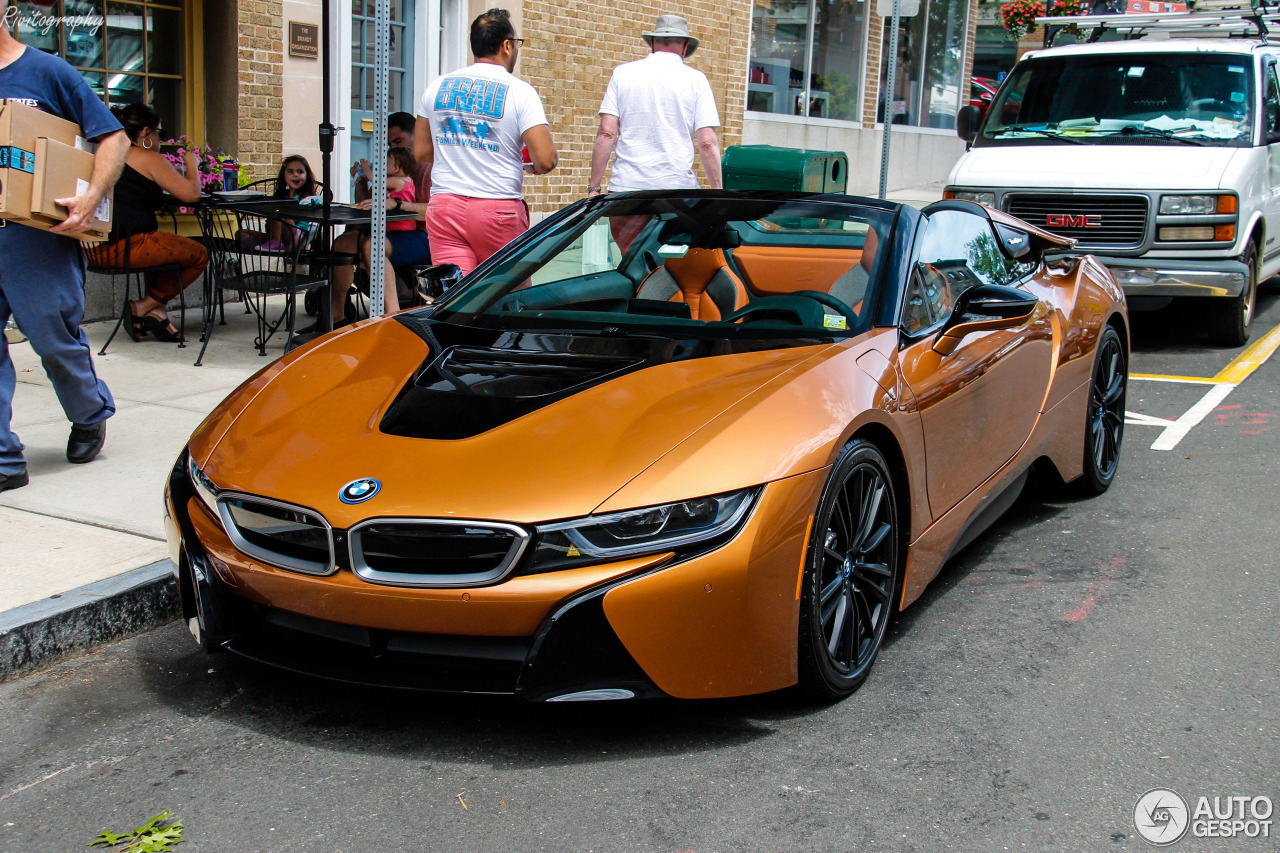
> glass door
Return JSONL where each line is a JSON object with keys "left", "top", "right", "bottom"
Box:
{"left": 350, "top": 0, "right": 416, "bottom": 166}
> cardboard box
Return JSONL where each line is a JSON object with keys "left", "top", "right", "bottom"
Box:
{"left": 0, "top": 99, "right": 112, "bottom": 241}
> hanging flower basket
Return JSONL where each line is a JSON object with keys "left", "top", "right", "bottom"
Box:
{"left": 1001, "top": 0, "right": 1081, "bottom": 41}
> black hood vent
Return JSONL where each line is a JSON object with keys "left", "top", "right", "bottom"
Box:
{"left": 423, "top": 345, "right": 641, "bottom": 399}
{"left": 383, "top": 316, "right": 826, "bottom": 440}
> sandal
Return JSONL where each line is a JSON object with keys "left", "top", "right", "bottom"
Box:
{"left": 125, "top": 301, "right": 149, "bottom": 342}
{"left": 142, "top": 310, "right": 184, "bottom": 343}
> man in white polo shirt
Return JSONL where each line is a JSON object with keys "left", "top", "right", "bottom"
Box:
{"left": 588, "top": 14, "right": 722, "bottom": 253}
{"left": 414, "top": 8, "right": 557, "bottom": 275}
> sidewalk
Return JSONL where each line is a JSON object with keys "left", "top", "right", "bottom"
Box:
{"left": 0, "top": 183, "right": 947, "bottom": 682}
{"left": 0, "top": 302, "right": 286, "bottom": 680}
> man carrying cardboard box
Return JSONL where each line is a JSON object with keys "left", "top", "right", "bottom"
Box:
{"left": 0, "top": 0, "right": 129, "bottom": 492}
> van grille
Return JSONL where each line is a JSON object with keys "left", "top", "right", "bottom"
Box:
{"left": 1006, "top": 193, "right": 1148, "bottom": 248}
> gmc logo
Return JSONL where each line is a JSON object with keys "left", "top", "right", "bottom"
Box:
{"left": 1046, "top": 214, "right": 1102, "bottom": 228}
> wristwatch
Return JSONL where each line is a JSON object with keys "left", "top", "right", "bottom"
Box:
{"left": 393, "top": 198, "right": 403, "bottom": 211}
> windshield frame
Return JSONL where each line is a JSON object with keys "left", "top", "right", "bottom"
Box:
{"left": 422, "top": 192, "right": 903, "bottom": 344}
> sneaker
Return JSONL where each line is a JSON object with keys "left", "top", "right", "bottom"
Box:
{"left": 67, "top": 422, "right": 106, "bottom": 464}
{"left": 0, "top": 468, "right": 28, "bottom": 492}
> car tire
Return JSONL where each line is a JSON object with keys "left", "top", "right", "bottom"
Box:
{"left": 1208, "top": 241, "right": 1257, "bottom": 347}
{"left": 1073, "top": 324, "right": 1127, "bottom": 496}
{"left": 798, "top": 439, "right": 902, "bottom": 700}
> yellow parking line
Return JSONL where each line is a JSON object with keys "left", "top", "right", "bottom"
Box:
{"left": 1214, "top": 321, "right": 1280, "bottom": 384}
{"left": 1129, "top": 321, "right": 1280, "bottom": 385}
{"left": 1131, "top": 373, "right": 1218, "bottom": 383}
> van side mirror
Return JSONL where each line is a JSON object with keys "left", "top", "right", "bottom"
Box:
{"left": 956, "top": 105, "right": 981, "bottom": 144}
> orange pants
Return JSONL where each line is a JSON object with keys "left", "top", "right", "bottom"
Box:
{"left": 91, "top": 232, "right": 208, "bottom": 304}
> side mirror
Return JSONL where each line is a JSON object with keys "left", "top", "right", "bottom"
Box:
{"left": 933, "top": 284, "right": 1039, "bottom": 355}
{"left": 956, "top": 105, "right": 981, "bottom": 143}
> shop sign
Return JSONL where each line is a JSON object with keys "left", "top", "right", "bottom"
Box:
{"left": 289, "top": 21, "right": 319, "bottom": 59}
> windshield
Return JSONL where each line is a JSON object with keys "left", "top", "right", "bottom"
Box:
{"left": 430, "top": 195, "right": 894, "bottom": 341}
{"left": 979, "top": 52, "right": 1253, "bottom": 147}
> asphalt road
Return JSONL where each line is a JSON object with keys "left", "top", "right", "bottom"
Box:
{"left": 2, "top": 290, "right": 1278, "bottom": 853}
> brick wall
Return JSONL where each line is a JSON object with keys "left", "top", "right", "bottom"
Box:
{"left": 237, "top": 0, "right": 285, "bottom": 182}
{"left": 517, "top": 5, "right": 752, "bottom": 214}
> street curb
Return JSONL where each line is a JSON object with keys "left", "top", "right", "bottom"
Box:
{"left": 0, "top": 560, "right": 180, "bottom": 684}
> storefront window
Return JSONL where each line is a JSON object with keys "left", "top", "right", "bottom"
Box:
{"left": 749, "top": 0, "right": 868, "bottom": 121}
{"left": 879, "top": 0, "right": 970, "bottom": 129}
{"left": 11, "top": 0, "right": 188, "bottom": 135}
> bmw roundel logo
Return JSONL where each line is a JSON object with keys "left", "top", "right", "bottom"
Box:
{"left": 339, "top": 478, "right": 381, "bottom": 504}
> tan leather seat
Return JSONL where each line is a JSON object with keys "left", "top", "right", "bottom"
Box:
{"left": 636, "top": 248, "right": 751, "bottom": 321}
{"left": 829, "top": 227, "right": 878, "bottom": 310}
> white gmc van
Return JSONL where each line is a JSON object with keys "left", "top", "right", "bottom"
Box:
{"left": 947, "top": 17, "right": 1280, "bottom": 345}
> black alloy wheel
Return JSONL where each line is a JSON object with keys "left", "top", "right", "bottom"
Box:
{"left": 1208, "top": 241, "right": 1257, "bottom": 347}
{"left": 798, "top": 439, "right": 901, "bottom": 699}
{"left": 1075, "top": 324, "right": 1126, "bottom": 496}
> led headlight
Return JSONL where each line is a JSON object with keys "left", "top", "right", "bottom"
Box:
{"left": 530, "top": 487, "right": 761, "bottom": 572}
{"left": 187, "top": 453, "right": 220, "bottom": 516}
{"left": 948, "top": 190, "right": 997, "bottom": 207}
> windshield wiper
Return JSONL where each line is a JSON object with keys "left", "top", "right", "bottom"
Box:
{"left": 1096, "top": 126, "right": 1207, "bottom": 146}
{"left": 992, "top": 126, "right": 1084, "bottom": 144}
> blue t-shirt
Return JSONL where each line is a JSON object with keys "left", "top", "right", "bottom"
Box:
{"left": 0, "top": 45, "right": 121, "bottom": 139}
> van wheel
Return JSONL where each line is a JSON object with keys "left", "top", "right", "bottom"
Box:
{"left": 1208, "top": 242, "right": 1257, "bottom": 347}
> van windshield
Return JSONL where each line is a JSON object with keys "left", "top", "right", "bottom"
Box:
{"left": 978, "top": 53, "right": 1253, "bottom": 147}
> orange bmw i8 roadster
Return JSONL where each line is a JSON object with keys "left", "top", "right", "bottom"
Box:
{"left": 165, "top": 192, "right": 1127, "bottom": 702}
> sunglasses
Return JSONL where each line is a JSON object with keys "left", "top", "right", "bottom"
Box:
{"left": 507, "top": 37, "right": 525, "bottom": 46}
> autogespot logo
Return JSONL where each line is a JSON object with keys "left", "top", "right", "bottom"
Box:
{"left": 1133, "top": 789, "right": 1275, "bottom": 844}
{"left": 339, "top": 478, "right": 381, "bottom": 504}
{"left": 1135, "top": 789, "right": 1190, "bottom": 846}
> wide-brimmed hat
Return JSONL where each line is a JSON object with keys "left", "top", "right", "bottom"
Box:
{"left": 642, "top": 14, "right": 699, "bottom": 56}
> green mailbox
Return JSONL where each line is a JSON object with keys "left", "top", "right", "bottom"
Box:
{"left": 721, "top": 145, "right": 848, "bottom": 193}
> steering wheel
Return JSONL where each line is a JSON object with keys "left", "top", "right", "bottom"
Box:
{"left": 722, "top": 290, "right": 858, "bottom": 327}
{"left": 1190, "top": 97, "right": 1232, "bottom": 114}
{"left": 790, "top": 289, "right": 859, "bottom": 323}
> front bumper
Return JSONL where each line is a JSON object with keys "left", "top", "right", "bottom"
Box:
{"left": 164, "top": 452, "right": 823, "bottom": 701}
{"left": 1094, "top": 257, "right": 1249, "bottom": 299}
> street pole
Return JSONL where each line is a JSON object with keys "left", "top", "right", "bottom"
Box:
{"left": 369, "top": 0, "right": 391, "bottom": 316}
{"left": 878, "top": 0, "right": 902, "bottom": 199}
{"left": 318, "top": 0, "right": 334, "bottom": 332}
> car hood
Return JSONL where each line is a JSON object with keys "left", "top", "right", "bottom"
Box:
{"left": 950, "top": 144, "right": 1241, "bottom": 190}
{"left": 191, "top": 317, "right": 837, "bottom": 528}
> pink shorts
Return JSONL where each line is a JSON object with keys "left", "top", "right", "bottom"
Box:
{"left": 425, "top": 194, "right": 529, "bottom": 276}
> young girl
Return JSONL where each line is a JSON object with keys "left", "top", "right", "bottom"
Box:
{"left": 385, "top": 147, "right": 417, "bottom": 233}
{"left": 274, "top": 154, "right": 317, "bottom": 200}
{"left": 328, "top": 146, "right": 419, "bottom": 322}
{"left": 240, "top": 154, "right": 317, "bottom": 250}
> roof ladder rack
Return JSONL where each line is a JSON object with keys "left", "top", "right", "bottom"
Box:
{"left": 1038, "top": 5, "right": 1280, "bottom": 47}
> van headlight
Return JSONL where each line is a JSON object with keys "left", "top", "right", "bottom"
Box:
{"left": 1158, "top": 195, "right": 1218, "bottom": 215}
{"left": 947, "top": 190, "right": 997, "bottom": 207}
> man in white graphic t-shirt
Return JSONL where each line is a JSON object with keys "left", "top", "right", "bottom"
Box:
{"left": 588, "top": 14, "right": 722, "bottom": 253}
{"left": 414, "top": 8, "right": 557, "bottom": 275}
